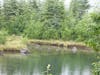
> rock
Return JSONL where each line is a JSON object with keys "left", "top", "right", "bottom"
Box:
{"left": 20, "top": 48, "right": 29, "bottom": 55}
{"left": 72, "top": 47, "right": 77, "bottom": 53}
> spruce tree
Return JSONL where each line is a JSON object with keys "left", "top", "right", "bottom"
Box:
{"left": 0, "top": 2, "right": 3, "bottom": 29}
{"left": 41, "top": 0, "right": 65, "bottom": 39}
{"left": 42, "top": 0, "right": 65, "bottom": 29}
{"left": 3, "top": 0, "right": 18, "bottom": 18}
{"left": 70, "top": 0, "right": 89, "bottom": 20}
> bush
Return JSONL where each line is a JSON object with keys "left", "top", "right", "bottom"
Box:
{"left": 24, "top": 21, "right": 43, "bottom": 39}
{"left": 75, "top": 13, "right": 100, "bottom": 51}
{"left": 42, "top": 29, "right": 60, "bottom": 40}
{"left": 92, "top": 56, "right": 100, "bottom": 75}
{"left": 0, "top": 30, "right": 8, "bottom": 44}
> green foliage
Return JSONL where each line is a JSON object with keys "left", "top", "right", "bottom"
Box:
{"left": 92, "top": 56, "right": 100, "bottom": 75}
{"left": 91, "top": 12, "right": 100, "bottom": 23}
{"left": 42, "top": 0, "right": 65, "bottom": 29}
{"left": 75, "top": 15, "right": 93, "bottom": 41}
{"left": 2, "top": 0, "right": 23, "bottom": 34}
{"left": 0, "top": 30, "right": 8, "bottom": 44}
{"left": 89, "top": 12, "right": 100, "bottom": 51}
{"left": 3, "top": 0, "right": 18, "bottom": 18}
{"left": 61, "top": 28, "right": 71, "bottom": 40}
{"left": 24, "top": 21, "right": 43, "bottom": 39}
{"left": 42, "top": 28, "right": 60, "bottom": 40}
{"left": 75, "top": 12, "right": 100, "bottom": 51}
{"left": 0, "top": 0, "right": 99, "bottom": 51}
{"left": 39, "top": 0, "right": 66, "bottom": 39}
{"left": 69, "top": 0, "right": 90, "bottom": 40}
{"left": 0, "top": 1, "right": 100, "bottom": 74}
{"left": 43, "top": 64, "right": 52, "bottom": 75}
{"left": 60, "top": 19, "right": 72, "bottom": 40}
{"left": 29, "top": 0, "right": 39, "bottom": 11}
{"left": 70, "top": 0, "right": 89, "bottom": 20}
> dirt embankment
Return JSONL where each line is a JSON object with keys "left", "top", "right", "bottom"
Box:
{"left": 28, "top": 39, "right": 92, "bottom": 50}
{"left": 0, "top": 36, "right": 93, "bottom": 54}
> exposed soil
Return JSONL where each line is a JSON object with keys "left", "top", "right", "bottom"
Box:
{"left": 0, "top": 40, "right": 93, "bottom": 55}
{"left": 3, "top": 49, "right": 20, "bottom": 53}
{"left": 28, "top": 41, "right": 92, "bottom": 50}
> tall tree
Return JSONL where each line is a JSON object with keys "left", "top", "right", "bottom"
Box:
{"left": 29, "top": 0, "right": 39, "bottom": 11}
{"left": 70, "top": 0, "right": 89, "bottom": 20}
{"left": 3, "top": 0, "right": 29, "bottom": 35}
{"left": 3, "top": 0, "right": 19, "bottom": 19}
{"left": 76, "top": 12, "right": 100, "bottom": 51}
{"left": 42, "top": 0, "right": 65, "bottom": 29}
{"left": 89, "top": 12, "right": 100, "bottom": 51}
{"left": 41, "top": 0, "right": 65, "bottom": 39}
{"left": 67, "top": 0, "right": 90, "bottom": 40}
{"left": 28, "top": 0, "right": 41, "bottom": 20}
{"left": 0, "top": 2, "right": 2, "bottom": 15}
{"left": 0, "top": 2, "right": 3, "bottom": 29}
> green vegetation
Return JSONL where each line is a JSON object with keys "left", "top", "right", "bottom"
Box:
{"left": 0, "top": 30, "right": 8, "bottom": 44}
{"left": 92, "top": 56, "right": 100, "bottom": 75}
{"left": 0, "top": 0, "right": 99, "bottom": 52}
{"left": 43, "top": 64, "right": 52, "bottom": 75}
{"left": 0, "top": 0, "right": 99, "bottom": 75}
{"left": 0, "top": 35, "right": 27, "bottom": 51}
{"left": 0, "top": 35, "right": 88, "bottom": 53}
{"left": 70, "top": 0, "right": 89, "bottom": 20}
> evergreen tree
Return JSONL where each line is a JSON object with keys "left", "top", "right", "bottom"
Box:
{"left": 3, "top": 0, "right": 18, "bottom": 19}
{"left": 41, "top": 0, "right": 65, "bottom": 39}
{"left": 67, "top": 0, "right": 90, "bottom": 40}
{"left": 0, "top": 2, "right": 3, "bottom": 29}
{"left": 0, "top": 2, "right": 2, "bottom": 15}
{"left": 28, "top": 0, "right": 41, "bottom": 20}
{"left": 3, "top": 0, "right": 29, "bottom": 35}
{"left": 70, "top": 0, "right": 89, "bottom": 20}
{"left": 42, "top": 0, "right": 65, "bottom": 29}
{"left": 29, "top": 0, "right": 39, "bottom": 11}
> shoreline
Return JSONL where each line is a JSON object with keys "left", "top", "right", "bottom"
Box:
{"left": 0, "top": 36, "right": 94, "bottom": 54}
{"left": 28, "top": 39, "right": 91, "bottom": 50}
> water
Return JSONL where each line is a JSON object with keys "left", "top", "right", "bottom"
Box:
{"left": 0, "top": 53, "right": 96, "bottom": 75}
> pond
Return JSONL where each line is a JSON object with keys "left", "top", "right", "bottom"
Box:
{"left": 0, "top": 52, "right": 97, "bottom": 75}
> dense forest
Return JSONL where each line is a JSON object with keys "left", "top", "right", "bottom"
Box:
{"left": 0, "top": 0, "right": 100, "bottom": 51}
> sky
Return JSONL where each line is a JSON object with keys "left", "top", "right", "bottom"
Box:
{"left": 0, "top": 0, "right": 100, "bottom": 11}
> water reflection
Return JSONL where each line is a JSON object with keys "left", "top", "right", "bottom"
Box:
{"left": 0, "top": 53, "right": 96, "bottom": 75}
{"left": 61, "top": 65, "right": 90, "bottom": 75}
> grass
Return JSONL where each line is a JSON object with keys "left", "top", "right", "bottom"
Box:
{"left": 28, "top": 39, "right": 86, "bottom": 47}
{"left": 28, "top": 39, "right": 92, "bottom": 50}
{"left": 0, "top": 35, "right": 27, "bottom": 51}
{"left": 0, "top": 35, "right": 92, "bottom": 53}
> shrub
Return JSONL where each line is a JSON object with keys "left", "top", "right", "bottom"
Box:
{"left": 92, "top": 56, "right": 100, "bottom": 75}
{"left": 0, "top": 30, "right": 8, "bottom": 44}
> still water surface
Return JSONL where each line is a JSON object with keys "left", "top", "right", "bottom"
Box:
{"left": 0, "top": 53, "right": 96, "bottom": 75}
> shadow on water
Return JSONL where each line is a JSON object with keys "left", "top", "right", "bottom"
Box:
{"left": 0, "top": 52, "right": 97, "bottom": 75}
